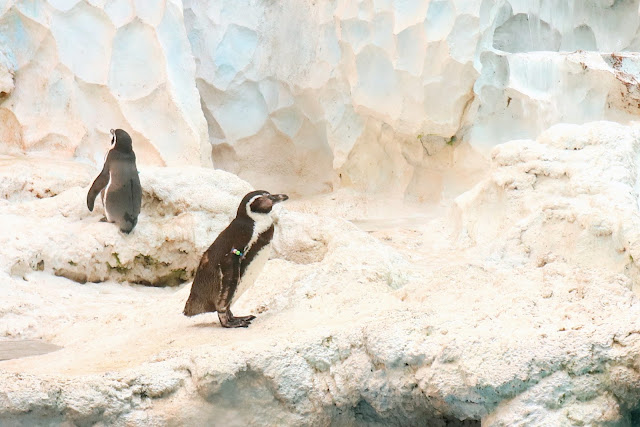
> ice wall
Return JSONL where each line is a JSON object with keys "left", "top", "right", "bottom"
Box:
{"left": 470, "top": 0, "right": 640, "bottom": 151}
{"left": 491, "top": 0, "right": 640, "bottom": 53}
{"left": 184, "top": 0, "right": 480, "bottom": 197}
{"left": 0, "top": 0, "right": 209, "bottom": 167}
{"left": 1, "top": 0, "right": 640, "bottom": 197}
{"left": 182, "top": 0, "right": 640, "bottom": 197}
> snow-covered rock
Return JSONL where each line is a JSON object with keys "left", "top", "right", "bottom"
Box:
{"left": 454, "top": 121, "right": 640, "bottom": 293}
{"left": 0, "top": 161, "right": 252, "bottom": 286}
{"left": 0, "top": 155, "right": 95, "bottom": 201}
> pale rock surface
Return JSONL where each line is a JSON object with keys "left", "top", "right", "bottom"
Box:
{"left": 454, "top": 121, "right": 640, "bottom": 290}
{"left": 0, "top": 155, "right": 95, "bottom": 201}
{"left": 0, "top": 48, "right": 13, "bottom": 96}
{"left": 489, "top": 0, "right": 640, "bottom": 53}
{"left": 450, "top": 121, "right": 640, "bottom": 424}
{"left": 3, "top": 122, "right": 640, "bottom": 425}
{"left": 2, "top": 0, "right": 640, "bottom": 425}
{"left": 0, "top": 0, "right": 210, "bottom": 167}
{"left": 468, "top": 1, "right": 640, "bottom": 154}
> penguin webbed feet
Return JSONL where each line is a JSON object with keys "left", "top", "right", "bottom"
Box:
{"left": 218, "top": 310, "right": 256, "bottom": 328}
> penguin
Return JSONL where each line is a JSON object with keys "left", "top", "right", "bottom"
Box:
{"left": 87, "top": 128, "right": 142, "bottom": 234}
{"left": 183, "top": 190, "right": 288, "bottom": 328}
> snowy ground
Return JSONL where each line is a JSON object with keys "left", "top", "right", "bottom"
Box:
{"left": 2, "top": 122, "right": 640, "bottom": 426}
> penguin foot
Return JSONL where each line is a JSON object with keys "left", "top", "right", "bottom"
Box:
{"left": 228, "top": 310, "right": 256, "bottom": 323}
{"left": 222, "top": 319, "right": 251, "bottom": 328}
{"left": 219, "top": 317, "right": 251, "bottom": 328}
{"left": 218, "top": 311, "right": 254, "bottom": 328}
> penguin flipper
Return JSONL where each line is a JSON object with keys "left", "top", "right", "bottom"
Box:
{"left": 87, "top": 163, "right": 110, "bottom": 211}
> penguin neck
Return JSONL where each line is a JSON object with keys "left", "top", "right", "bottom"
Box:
{"left": 245, "top": 210, "right": 273, "bottom": 253}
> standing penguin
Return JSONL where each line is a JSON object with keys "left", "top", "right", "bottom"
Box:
{"left": 184, "top": 190, "right": 288, "bottom": 328}
{"left": 87, "top": 128, "right": 142, "bottom": 234}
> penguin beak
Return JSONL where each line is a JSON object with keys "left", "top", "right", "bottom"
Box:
{"left": 269, "top": 194, "right": 288, "bottom": 204}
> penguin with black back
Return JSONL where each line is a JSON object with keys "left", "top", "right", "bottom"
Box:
{"left": 87, "top": 128, "right": 142, "bottom": 234}
{"left": 183, "top": 190, "right": 288, "bottom": 328}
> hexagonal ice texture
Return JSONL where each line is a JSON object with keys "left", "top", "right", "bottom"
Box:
{"left": 0, "top": 1, "right": 209, "bottom": 168}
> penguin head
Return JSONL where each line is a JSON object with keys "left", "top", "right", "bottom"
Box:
{"left": 237, "top": 190, "right": 289, "bottom": 218}
{"left": 110, "top": 128, "right": 133, "bottom": 153}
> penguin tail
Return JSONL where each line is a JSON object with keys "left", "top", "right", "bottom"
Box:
{"left": 183, "top": 300, "right": 204, "bottom": 317}
{"left": 183, "top": 293, "right": 213, "bottom": 317}
{"left": 119, "top": 216, "right": 138, "bottom": 234}
{"left": 183, "top": 301, "right": 192, "bottom": 316}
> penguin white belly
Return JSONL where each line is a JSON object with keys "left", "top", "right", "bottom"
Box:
{"left": 103, "top": 171, "right": 113, "bottom": 222}
{"left": 232, "top": 244, "right": 271, "bottom": 305}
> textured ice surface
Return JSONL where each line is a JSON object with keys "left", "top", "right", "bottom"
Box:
{"left": 0, "top": 1, "right": 209, "bottom": 168}
{"left": 3, "top": 1, "right": 640, "bottom": 198}
{"left": 469, "top": 51, "right": 640, "bottom": 151}
{"left": 183, "top": 0, "right": 640, "bottom": 198}
{"left": 183, "top": 0, "right": 479, "bottom": 196}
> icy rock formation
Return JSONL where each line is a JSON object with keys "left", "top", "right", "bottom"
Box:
{"left": 466, "top": 0, "right": 640, "bottom": 150}
{"left": 489, "top": 0, "right": 640, "bottom": 53}
{"left": 0, "top": 1, "right": 209, "bottom": 167}
{"left": 447, "top": 121, "right": 640, "bottom": 423}
{"left": 0, "top": 160, "right": 252, "bottom": 286}
{"left": 469, "top": 50, "right": 640, "bottom": 151}
{"left": 454, "top": 121, "right": 640, "bottom": 289}
{"left": 0, "top": 48, "right": 13, "bottom": 96}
